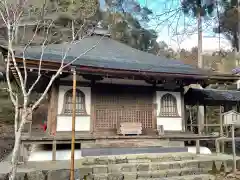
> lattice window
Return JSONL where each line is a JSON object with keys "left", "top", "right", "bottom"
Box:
{"left": 62, "top": 89, "right": 87, "bottom": 115}
{"left": 159, "top": 93, "right": 179, "bottom": 117}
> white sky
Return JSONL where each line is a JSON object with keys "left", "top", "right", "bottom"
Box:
{"left": 157, "top": 32, "right": 232, "bottom": 52}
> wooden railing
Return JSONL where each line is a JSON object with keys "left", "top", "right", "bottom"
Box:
{"left": 186, "top": 123, "right": 231, "bottom": 136}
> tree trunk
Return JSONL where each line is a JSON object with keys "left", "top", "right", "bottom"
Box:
{"left": 9, "top": 106, "right": 27, "bottom": 180}
{"left": 197, "top": 12, "right": 203, "bottom": 68}
{"left": 9, "top": 131, "right": 21, "bottom": 180}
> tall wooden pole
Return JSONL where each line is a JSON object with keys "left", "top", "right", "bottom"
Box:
{"left": 70, "top": 68, "right": 76, "bottom": 180}
{"left": 196, "top": 8, "right": 205, "bottom": 154}
{"left": 232, "top": 124, "right": 237, "bottom": 174}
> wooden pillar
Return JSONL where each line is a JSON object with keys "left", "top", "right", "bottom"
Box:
{"left": 232, "top": 125, "right": 237, "bottom": 174}
{"left": 181, "top": 92, "right": 186, "bottom": 132}
{"left": 19, "top": 142, "right": 24, "bottom": 163}
{"left": 215, "top": 139, "right": 220, "bottom": 154}
{"left": 70, "top": 68, "right": 77, "bottom": 180}
{"left": 204, "top": 104, "right": 207, "bottom": 134}
{"left": 220, "top": 105, "right": 224, "bottom": 153}
{"left": 90, "top": 87, "right": 95, "bottom": 134}
{"left": 153, "top": 91, "right": 157, "bottom": 131}
{"left": 47, "top": 82, "right": 59, "bottom": 135}
{"left": 196, "top": 104, "right": 200, "bottom": 154}
{"left": 47, "top": 87, "right": 53, "bottom": 134}
{"left": 52, "top": 140, "right": 56, "bottom": 161}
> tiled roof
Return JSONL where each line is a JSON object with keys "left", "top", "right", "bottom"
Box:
{"left": 185, "top": 88, "right": 240, "bottom": 104}
{"left": 14, "top": 35, "right": 209, "bottom": 76}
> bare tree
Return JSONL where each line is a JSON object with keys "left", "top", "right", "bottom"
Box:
{"left": 0, "top": 0, "right": 101, "bottom": 179}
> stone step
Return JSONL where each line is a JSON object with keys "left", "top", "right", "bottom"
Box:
{"left": 90, "top": 159, "right": 213, "bottom": 174}
{"left": 92, "top": 167, "right": 210, "bottom": 179}
{"left": 138, "top": 174, "right": 216, "bottom": 180}
{"left": 82, "top": 152, "right": 197, "bottom": 165}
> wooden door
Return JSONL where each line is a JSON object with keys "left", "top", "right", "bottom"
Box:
{"left": 92, "top": 85, "right": 154, "bottom": 134}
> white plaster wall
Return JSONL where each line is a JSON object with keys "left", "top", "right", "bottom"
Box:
{"left": 57, "top": 116, "right": 90, "bottom": 131}
{"left": 56, "top": 85, "right": 91, "bottom": 131}
{"left": 156, "top": 91, "right": 183, "bottom": 131}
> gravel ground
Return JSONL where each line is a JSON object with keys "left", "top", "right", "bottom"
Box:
{"left": 0, "top": 123, "right": 14, "bottom": 162}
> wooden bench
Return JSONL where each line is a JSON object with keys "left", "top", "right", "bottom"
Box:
{"left": 118, "top": 122, "right": 142, "bottom": 135}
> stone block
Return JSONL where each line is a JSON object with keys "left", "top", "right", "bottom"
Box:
{"left": 166, "top": 169, "right": 181, "bottom": 177}
{"left": 193, "top": 178, "right": 203, "bottom": 180}
{"left": 84, "top": 174, "right": 94, "bottom": 180}
{"left": 179, "top": 154, "right": 196, "bottom": 161}
{"left": 15, "top": 172, "right": 26, "bottom": 180}
{"left": 180, "top": 168, "right": 202, "bottom": 176}
{"left": 108, "top": 165, "right": 121, "bottom": 173}
{"left": 121, "top": 165, "right": 137, "bottom": 172}
{"left": 137, "top": 172, "right": 151, "bottom": 178}
{"left": 181, "top": 161, "right": 198, "bottom": 169}
{"left": 93, "top": 166, "right": 108, "bottom": 174}
{"left": 47, "top": 169, "right": 70, "bottom": 180}
{"left": 26, "top": 171, "right": 45, "bottom": 180}
{"left": 0, "top": 174, "right": 7, "bottom": 180}
{"left": 93, "top": 174, "right": 108, "bottom": 180}
{"left": 151, "top": 171, "right": 167, "bottom": 178}
{"left": 199, "top": 161, "right": 213, "bottom": 170}
{"left": 94, "top": 158, "right": 109, "bottom": 165}
{"left": 137, "top": 164, "right": 149, "bottom": 171}
{"left": 128, "top": 159, "right": 151, "bottom": 163}
{"left": 107, "top": 173, "right": 124, "bottom": 180}
{"left": 79, "top": 167, "right": 93, "bottom": 177}
{"left": 150, "top": 163, "right": 169, "bottom": 171}
{"left": 115, "top": 158, "right": 128, "bottom": 164}
{"left": 169, "top": 162, "right": 181, "bottom": 169}
{"left": 82, "top": 158, "right": 96, "bottom": 165}
{"left": 123, "top": 173, "right": 137, "bottom": 180}
{"left": 151, "top": 155, "right": 173, "bottom": 163}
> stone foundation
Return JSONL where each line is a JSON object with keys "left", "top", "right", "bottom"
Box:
{"left": 0, "top": 153, "right": 238, "bottom": 180}
{"left": 81, "top": 139, "right": 184, "bottom": 148}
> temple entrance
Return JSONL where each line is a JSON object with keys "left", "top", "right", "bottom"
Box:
{"left": 92, "top": 85, "right": 155, "bottom": 134}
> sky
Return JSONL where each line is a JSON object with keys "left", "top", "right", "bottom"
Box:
{"left": 136, "top": 0, "right": 232, "bottom": 52}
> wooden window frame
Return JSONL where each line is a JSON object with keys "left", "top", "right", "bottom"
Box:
{"left": 61, "top": 88, "right": 88, "bottom": 116}
{"left": 159, "top": 93, "right": 180, "bottom": 117}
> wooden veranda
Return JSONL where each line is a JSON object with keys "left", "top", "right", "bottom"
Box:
{"left": 184, "top": 87, "right": 240, "bottom": 153}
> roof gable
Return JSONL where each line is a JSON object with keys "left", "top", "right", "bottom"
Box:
{"left": 223, "top": 110, "right": 240, "bottom": 116}
{"left": 14, "top": 36, "right": 209, "bottom": 76}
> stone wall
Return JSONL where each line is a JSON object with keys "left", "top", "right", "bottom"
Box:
{"left": 0, "top": 153, "right": 238, "bottom": 180}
